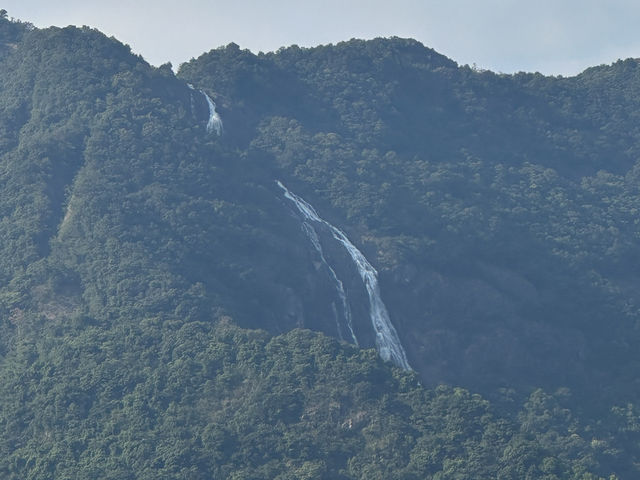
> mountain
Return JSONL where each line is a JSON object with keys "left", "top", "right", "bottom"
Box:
{"left": 1, "top": 12, "right": 640, "bottom": 478}
{"left": 178, "top": 39, "right": 640, "bottom": 398}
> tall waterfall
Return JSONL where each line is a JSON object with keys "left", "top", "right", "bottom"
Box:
{"left": 277, "top": 180, "right": 411, "bottom": 370}
{"left": 187, "top": 84, "right": 223, "bottom": 135}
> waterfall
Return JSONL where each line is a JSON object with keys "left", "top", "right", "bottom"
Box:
{"left": 301, "top": 217, "right": 359, "bottom": 345}
{"left": 277, "top": 180, "right": 411, "bottom": 370}
{"left": 187, "top": 84, "right": 223, "bottom": 135}
{"left": 202, "top": 92, "right": 223, "bottom": 136}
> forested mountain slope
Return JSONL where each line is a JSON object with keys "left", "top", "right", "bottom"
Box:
{"left": 179, "top": 39, "right": 640, "bottom": 398}
{"left": 1, "top": 12, "right": 640, "bottom": 478}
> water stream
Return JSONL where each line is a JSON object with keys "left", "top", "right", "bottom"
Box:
{"left": 277, "top": 180, "right": 411, "bottom": 370}
{"left": 301, "top": 216, "right": 359, "bottom": 345}
{"left": 187, "top": 84, "right": 223, "bottom": 135}
{"left": 202, "top": 91, "right": 223, "bottom": 136}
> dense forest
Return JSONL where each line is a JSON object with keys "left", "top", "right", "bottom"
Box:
{"left": 2, "top": 11, "right": 640, "bottom": 478}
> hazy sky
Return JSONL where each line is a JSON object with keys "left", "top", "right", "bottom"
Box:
{"left": 3, "top": 0, "right": 640, "bottom": 76}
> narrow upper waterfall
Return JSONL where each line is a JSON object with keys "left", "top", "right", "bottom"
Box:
{"left": 277, "top": 180, "right": 411, "bottom": 370}
{"left": 187, "top": 84, "right": 223, "bottom": 135}
{"left": 202, "top": 91, "right": 223, "bottom": 136}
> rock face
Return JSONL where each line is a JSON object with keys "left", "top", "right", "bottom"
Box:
{"left": 249, "top": 231, "right": 593, "bottom": 392}
{"left": 382, "top": 263, "right": 591, "bottom": 391}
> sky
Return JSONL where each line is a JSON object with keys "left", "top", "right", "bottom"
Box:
{"left": 3, "top": 0, "right": 640, "bottom": 76}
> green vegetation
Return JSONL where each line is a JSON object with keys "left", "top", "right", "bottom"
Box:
{"left": 0, "top": 318, "right": 623, "bottom": 479}
{"left": 180, "top": 39, "right": 640, "bottom": 399}
{"left": 1, "top": 13, "right": 640, "bottom": 479}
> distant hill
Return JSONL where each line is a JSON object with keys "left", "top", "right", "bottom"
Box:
{"left": 1, "top": 13, "right": 639, "bottom": 478}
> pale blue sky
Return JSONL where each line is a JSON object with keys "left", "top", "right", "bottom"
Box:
{"left": 3, "top": 0, "right": 640, "bottom": 76}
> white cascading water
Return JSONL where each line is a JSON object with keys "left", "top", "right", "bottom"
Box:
{"left": 187, "top": 84, "right": 223, "bottom": 135}
{"left": 277, "top": 180, "right": 411, "bottom": 370}
{"left": 302, "top": 217, "right": 359, "bottom": 345}
{"left": 202, "top": 92, "right": 223, "bottom": 136}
